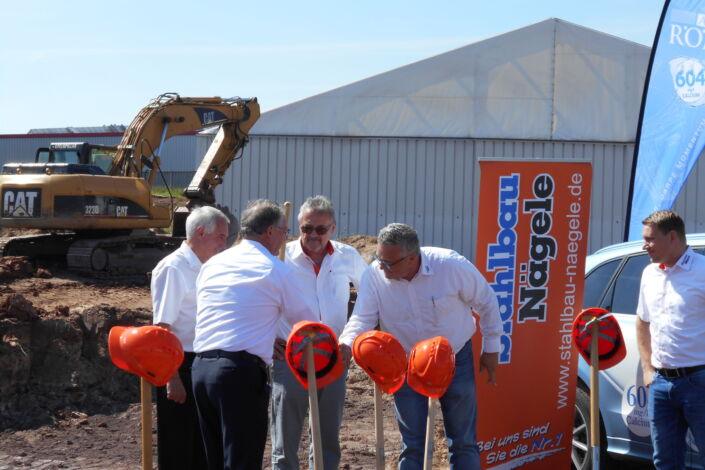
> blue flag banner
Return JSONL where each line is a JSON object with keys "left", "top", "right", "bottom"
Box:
{"left": 626, "top": 0, "right": 705, "bottom": 241}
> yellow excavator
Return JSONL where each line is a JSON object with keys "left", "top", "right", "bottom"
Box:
{"left": 0, "top": 93, "right": 260, "bottom": 275}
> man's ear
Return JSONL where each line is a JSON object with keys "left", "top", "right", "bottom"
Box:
{"left": 262, "top": 225, "right": 274, "bottom": 239}
{"left": 668, "top": 230, "right": 677, "bottom": 243}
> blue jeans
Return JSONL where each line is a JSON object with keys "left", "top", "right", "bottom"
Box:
{"left": 649, "top": 369, "right": 705, "bottom": 469}
{"left": 393, "top": 340, "right": 479, "bottom": 470}
{"left": 270, "top": 359, "right": 347, "bottom": 470}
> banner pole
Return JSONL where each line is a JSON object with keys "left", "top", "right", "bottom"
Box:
{"left": 624, "top": 0, "right": 675, "bottom": 241}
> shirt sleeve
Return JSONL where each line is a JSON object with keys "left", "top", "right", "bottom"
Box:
{"left": 278, "top": 262, "right": 316, "bottom": 324}
{"left": 451, "top": 253, "right": 502, "bottom": 354}
{"left": 339, "top": 266, "right": 380, "bottom": 346}
{"left": 636, "top": 269, "right": 650, "bottom": 322}
{"left": 151, "top": 264, "right": 188, "bottom": 327}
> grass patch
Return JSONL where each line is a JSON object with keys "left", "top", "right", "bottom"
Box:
{"left": 151, "top": 186, "right": 184, "bottom": 198}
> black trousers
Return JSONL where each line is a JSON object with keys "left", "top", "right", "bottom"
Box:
{"left": 156, "top": 352, "right": 207, "bottom": 470}
{"left": 191, "top": 350, "right": 270, "bottom": 470}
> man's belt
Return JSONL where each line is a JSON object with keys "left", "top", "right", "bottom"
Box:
{"left": 655, "top": 364, "right": 705, "bottom": 379}
{"left": 196, "top": 349, "right": 267, "bottom": 370}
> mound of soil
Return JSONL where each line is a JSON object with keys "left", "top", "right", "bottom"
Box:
{"left": 0, "top": 256, "right": 34, "bottom": 281}
{"left": 0, "top": 293, "right": 151, "bottom": 430}
{"left": 340, "top": 235, "right": 377, "bottom": 263}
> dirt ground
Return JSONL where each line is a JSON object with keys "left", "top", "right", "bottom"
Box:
{"left": 0, "top": 234, "right": 454, "bottom": 469}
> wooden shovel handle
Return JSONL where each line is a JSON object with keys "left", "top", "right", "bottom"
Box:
{"left": 423, "top": 397, "right": 435, "bottom": 470}
{"left": 374, "top": 384, "right": 385, "bottom": 469}
{"left": 140, "top": 378, "right": 153, "bottom": 470}
{"left": 278, "top": 202, "right": 292, "bottom": 261}
{"left": 307, "top": 342, "right": 324, "bottom": 470}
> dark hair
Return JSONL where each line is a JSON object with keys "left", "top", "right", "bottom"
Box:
{"left": 642, "top": 210, "right": 686, "bottom": 241}
{"left": 240, "top": 199, "right": 284, "bottom": 238}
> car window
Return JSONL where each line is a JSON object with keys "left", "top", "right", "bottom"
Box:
{"left": 694, "top": 247, "right": 705, "bottom": 256}
{"left": 583, "top": 259, "right": 621, "bottom": 308}
{"left": 607, "top": 254, "right": 651, "bottom": 315}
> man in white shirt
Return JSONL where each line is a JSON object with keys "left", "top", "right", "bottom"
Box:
{"left": 270, "top": 195, "right": 367, "bottom": 470}
{"left": 636, "top": 210, "right": 705, "bottom": 469}
{"left": 191, "top": 199, "right": 313, "bottom": 470}
{"left": 339, "top": 223, "right": 501, "bottom": 470}
{"left": 151, "top": 205, "right": 229, "bottom": 470}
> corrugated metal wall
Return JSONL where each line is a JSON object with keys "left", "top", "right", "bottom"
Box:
{"left": 212, "top": 135, "right": 705, "bottom": 260}
{"left": 0, "top": 135, "right": 199, "bottom": 184}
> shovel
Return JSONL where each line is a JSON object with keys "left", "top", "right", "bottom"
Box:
{"left": 278, "top": 202, "right": 324, "bottom": 470}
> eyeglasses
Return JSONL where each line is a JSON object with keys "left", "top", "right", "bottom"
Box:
{"left": 300, "top": 224, "right": 332, "bottom": 235}
{"left": 274, "top": 225, "right": 290, "bottom": 235}
{"left": 373, "top": 254, "right": 411, "bottom": 270}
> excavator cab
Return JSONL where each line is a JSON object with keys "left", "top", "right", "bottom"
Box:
{"left": 35, "top": 142, "right": 118, "bottom": 174}
{"left": 2, "top": 143, "right": 118, "bottom": 177}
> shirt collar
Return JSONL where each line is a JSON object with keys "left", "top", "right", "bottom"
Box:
{"left": 292, "top": 239, "right": 335, "bottom": 260}
{"left": 418, "top": 249, "right": 434, "bottom": 276}
{"left": 659, "top": 246, "right": 695, "bottom": 272}
{"left": 180, "top": 241, "right": 202, "bottom": 270}
{"left": 240, "top": 238, "right": 277, "bottom": 260}
{"left": 675, "top": 246, "right": 695, "bottom": 272}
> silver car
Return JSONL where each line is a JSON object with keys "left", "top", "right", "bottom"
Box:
{"left": 572, "top": 235, "right": 705, "bottom": 469}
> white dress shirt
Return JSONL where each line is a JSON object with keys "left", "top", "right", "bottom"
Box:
{"left": 193, "top": 239, "right": 313, "bottom": 364}
{"left": 277, "top": 240, "right": 368, "bottom": 339}
{"left": 151, "top": 241, "right": 201, "bottom": 352}
{"left": 637, "top": 247, "right": 705, "bottom": 368}
{"left": 339, "top": 247, "right": 502, "bottom": 354}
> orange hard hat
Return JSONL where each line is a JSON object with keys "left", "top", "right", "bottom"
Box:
{"left": 108, "top": 325, "right": 184, "bottom": 387}
{"left": 572, "top": 307, "right": 626, "bottom": 371}
{"left": 407, "top": 336, "right": 455, "bottom": 399}
{"left": 352, "top": 331, "right": 407, "bottom": 394}
{"left": 285, "top": 321, "right": 345, "bottom": 390}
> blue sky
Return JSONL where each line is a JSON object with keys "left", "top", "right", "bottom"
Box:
{"left": 0, "top": 0, "right": 665, "bottom": 134}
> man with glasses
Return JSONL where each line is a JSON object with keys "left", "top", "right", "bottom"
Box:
{"left": 271, "top": 195, "right": 367, "bottom": 470}
{"left": 191, "top": 199, "right": 312, "bottom": 470}
{"left": 339, "top": 223, "right": 502, "bottom": 470}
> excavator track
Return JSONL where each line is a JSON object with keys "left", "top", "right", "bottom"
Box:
{"left": 0, "top": 233, "right": 77, "bottom": 259}
{"left": 66, "top": 234, "right": 181, "bottom": 277}
{"left": 1, "top": 233, "right": 181, "bottom": 278}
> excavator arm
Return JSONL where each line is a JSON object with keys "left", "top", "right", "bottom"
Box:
{"left": 110, "top": 92, "right": 260, "bottom": 237}
{"left": 183, "top": 120, "right": 251, "bottom": 206}
{"left": 111, "top": 93, "right": 260, "bottom": 199}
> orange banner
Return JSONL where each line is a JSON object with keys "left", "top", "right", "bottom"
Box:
{"left": 473, "top": 160, "right": 592, "bottom": 469}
